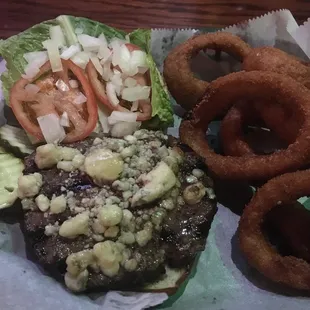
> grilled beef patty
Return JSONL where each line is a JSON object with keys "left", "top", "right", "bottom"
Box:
{"left": 19, "top": 130, "right": 217, "bottom": 293}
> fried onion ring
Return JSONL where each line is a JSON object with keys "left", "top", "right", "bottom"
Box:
{"left": 266, "top": 201, "right": 310, "bottom": 263}
{"left": 220, "top": 101, "right": 264, "bottom": 156}
{"left": 238, "top": 169, "right": 310, "bottom": 290}
{"left": 243, "top": 47, "right": 310, "bottom": 89}
{"left": 220, "top": 101, "right": 300, "bottom": 156}
{"left": 180, "top": 71, "right": 310, "bottom": 181}
{"left": 163, "top": 32, "right": 251, "bottom": 111}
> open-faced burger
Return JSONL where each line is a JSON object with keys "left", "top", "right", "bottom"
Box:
{"left": 18, "top": 129, "right": 217, "bottom": 293}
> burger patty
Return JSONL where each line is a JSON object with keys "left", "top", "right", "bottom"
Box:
{"left": 19, "top": 130, "right": 217, "bottom": 293}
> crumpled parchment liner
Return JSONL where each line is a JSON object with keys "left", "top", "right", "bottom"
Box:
{"left": 1, "top": 8, "right": 310, "bottom": 310}
{"left": 290, "top": 17, "right": 310, "bottom": 59}
{"left": 222, "top": 9, "right": 298, "bottom": 47}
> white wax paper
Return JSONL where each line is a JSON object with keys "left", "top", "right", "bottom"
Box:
{"left": 1, "top": 9, "right": 310, "bottom": 310}
{"left": 290, "top": 17, "right": 310, "bottom": 58}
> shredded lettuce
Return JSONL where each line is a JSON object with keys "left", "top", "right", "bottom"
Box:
{"left": 0, "top": 15, "right": 173, "bottom": 129}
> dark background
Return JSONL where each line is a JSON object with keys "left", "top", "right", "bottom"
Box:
{"left": 1, "top": 0, "right": 310, "bottom": 37}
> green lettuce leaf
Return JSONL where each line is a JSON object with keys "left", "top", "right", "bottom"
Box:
{"left": 0, "top": 15, "right": 173, "bottom": 129}
{"left": 57, "top": 15, "right": 126, "bottom": 43}
{"left": 130, "top": 29, "right": 174, "bottom": 128}
{"left": 146, "top": 54, "right": 174, "bottom": 129}
{"left": 0, "top": 19, "right": 57, "bottom": 102}
{"left": 129, "top": 29, "right": 151, "bottom": 52}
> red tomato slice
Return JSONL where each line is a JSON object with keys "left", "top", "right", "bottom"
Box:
{"left": 10, "top": 59, "right": 98, "bottom": 143}
{"left": 86, "top": 43, "right": 152, "bottom": 121}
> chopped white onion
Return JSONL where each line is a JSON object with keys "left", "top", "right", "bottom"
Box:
{"left": 98, "top": 33, "right": 108, "bottom": 48}
{"left": 42, "top": 40, "right": 50, "bottom": 49}
{"left": 125, "top": 50, "right": 149, "bottom": 77}
{"left": 59, "top": 112, "right": 70, "bottom": 127}
{"left": 22, "top": 51, "right": 48, "bottom": 79}
{"left": 117, "top": 44, "right": 133, "bottom": 75}
{"left": 109, "top": 38, "right": 126, "bottom": 50}
{"left": 131, "top": 50, "right": 148, "bottom": 67}
{"left": 70, "top": 51, "right": 90, "bottom": 69}
{"left": 50, "top": 25, "right": 66, "bottom": 48}
{"left": 74, "top": 28, "right": 83, "bottom": 35}
{"left": 122, "top": 85, "right": 151, "bottom": 102}
{"left": 44, "top": 39, "right": 63, "bottom": 72}
{"left": 113, "top": 69, "right": 121, "bottom": 75}
{"left": 60, "top": 44, "right": 81, "bottom": 60}
{"left": 22, "top": 63, "right": 40, "bottom": 80}
{"left": 78, "top": 34, "right": 102, "bottom": 52}
{"left": 59, "top": 46, "right": 66, "bottom": 54}
{"left": 102, "top": 61, "right": 113, "bottom": 82}
{"left": 37, "top": 114, "right": 66, "bottom": 143}
{"left": 90, "top": 56, "right": 103, "bottom": 76}
{"left": 138, "top": 66, "right": 149, "bottom": 74}
{"left": 124, "top": 77, "right": 137, "bottom": 88}
{"left": 98, "top": 46, "right": 112, "bottom": 62}
{"left": 110, "top": 44, "right": 149, "bottom": 77}
{"left": 25, "top": 84, "right": 40, "bottom": 95}
{"left": 111, "top": 43, "right": 121, "bottom": 67}
{"left": 69, "top": 79, "right": 79, "bottom": 88}
{"left": 106, "top": 83, "right": 119, "bottom": 106}
{"left": 110, "top": 121, "right": 141, "bottom": 138}
{"left": 83, "top": 47, "right": 99, "bottom": 54}
{"left": 110, "top": 73, "right": 123, "bottom": 96}
{"left": 56, "top": 79, "right": 70, "bottom": 92}
{"left": 24, "top": 51, "right": 48, "bottom": 66}
{"left": 113, "top": 86, "right": 122, "bottom": 97}
{"left": 131, "top": 100, "right": 139, "bottom": 112}
{"left": 120, "top": 72, "right": 129, "bottom": 80}
{"left": 89, "top": 51, "right": 98, "bottom": 59}
{"left": 98, "top": 104, "right": 111, "bottom": 134}
{"left": 73, "top": 92, "right": 87, "bottom": 104}
{"left": 108, "top": 111, "right": 138, "bottom": 125}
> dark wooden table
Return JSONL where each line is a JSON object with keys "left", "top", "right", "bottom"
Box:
{"left": 2, "top": 0, "right": 310, "bottom": 38}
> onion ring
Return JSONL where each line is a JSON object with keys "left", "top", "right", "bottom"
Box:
{"left": 220, "top": 101, "right": 300, "bottom": 156}
{"left": 220, "top": 101, "right": 264, "bottom": 156}
{"left": 265, "top": 201, "right": 310, "bottom": 263}
{"left": 243, "top": 47, "right": 310, "bottom": 89}
{"left": 179, "top": 71, "right": 310, "bottom": 181}
{"left": 238, "top": 169, "right": 310, "bottom": 290}
{"left": 163, "top": 32, "right": 251, "bottom": 111}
